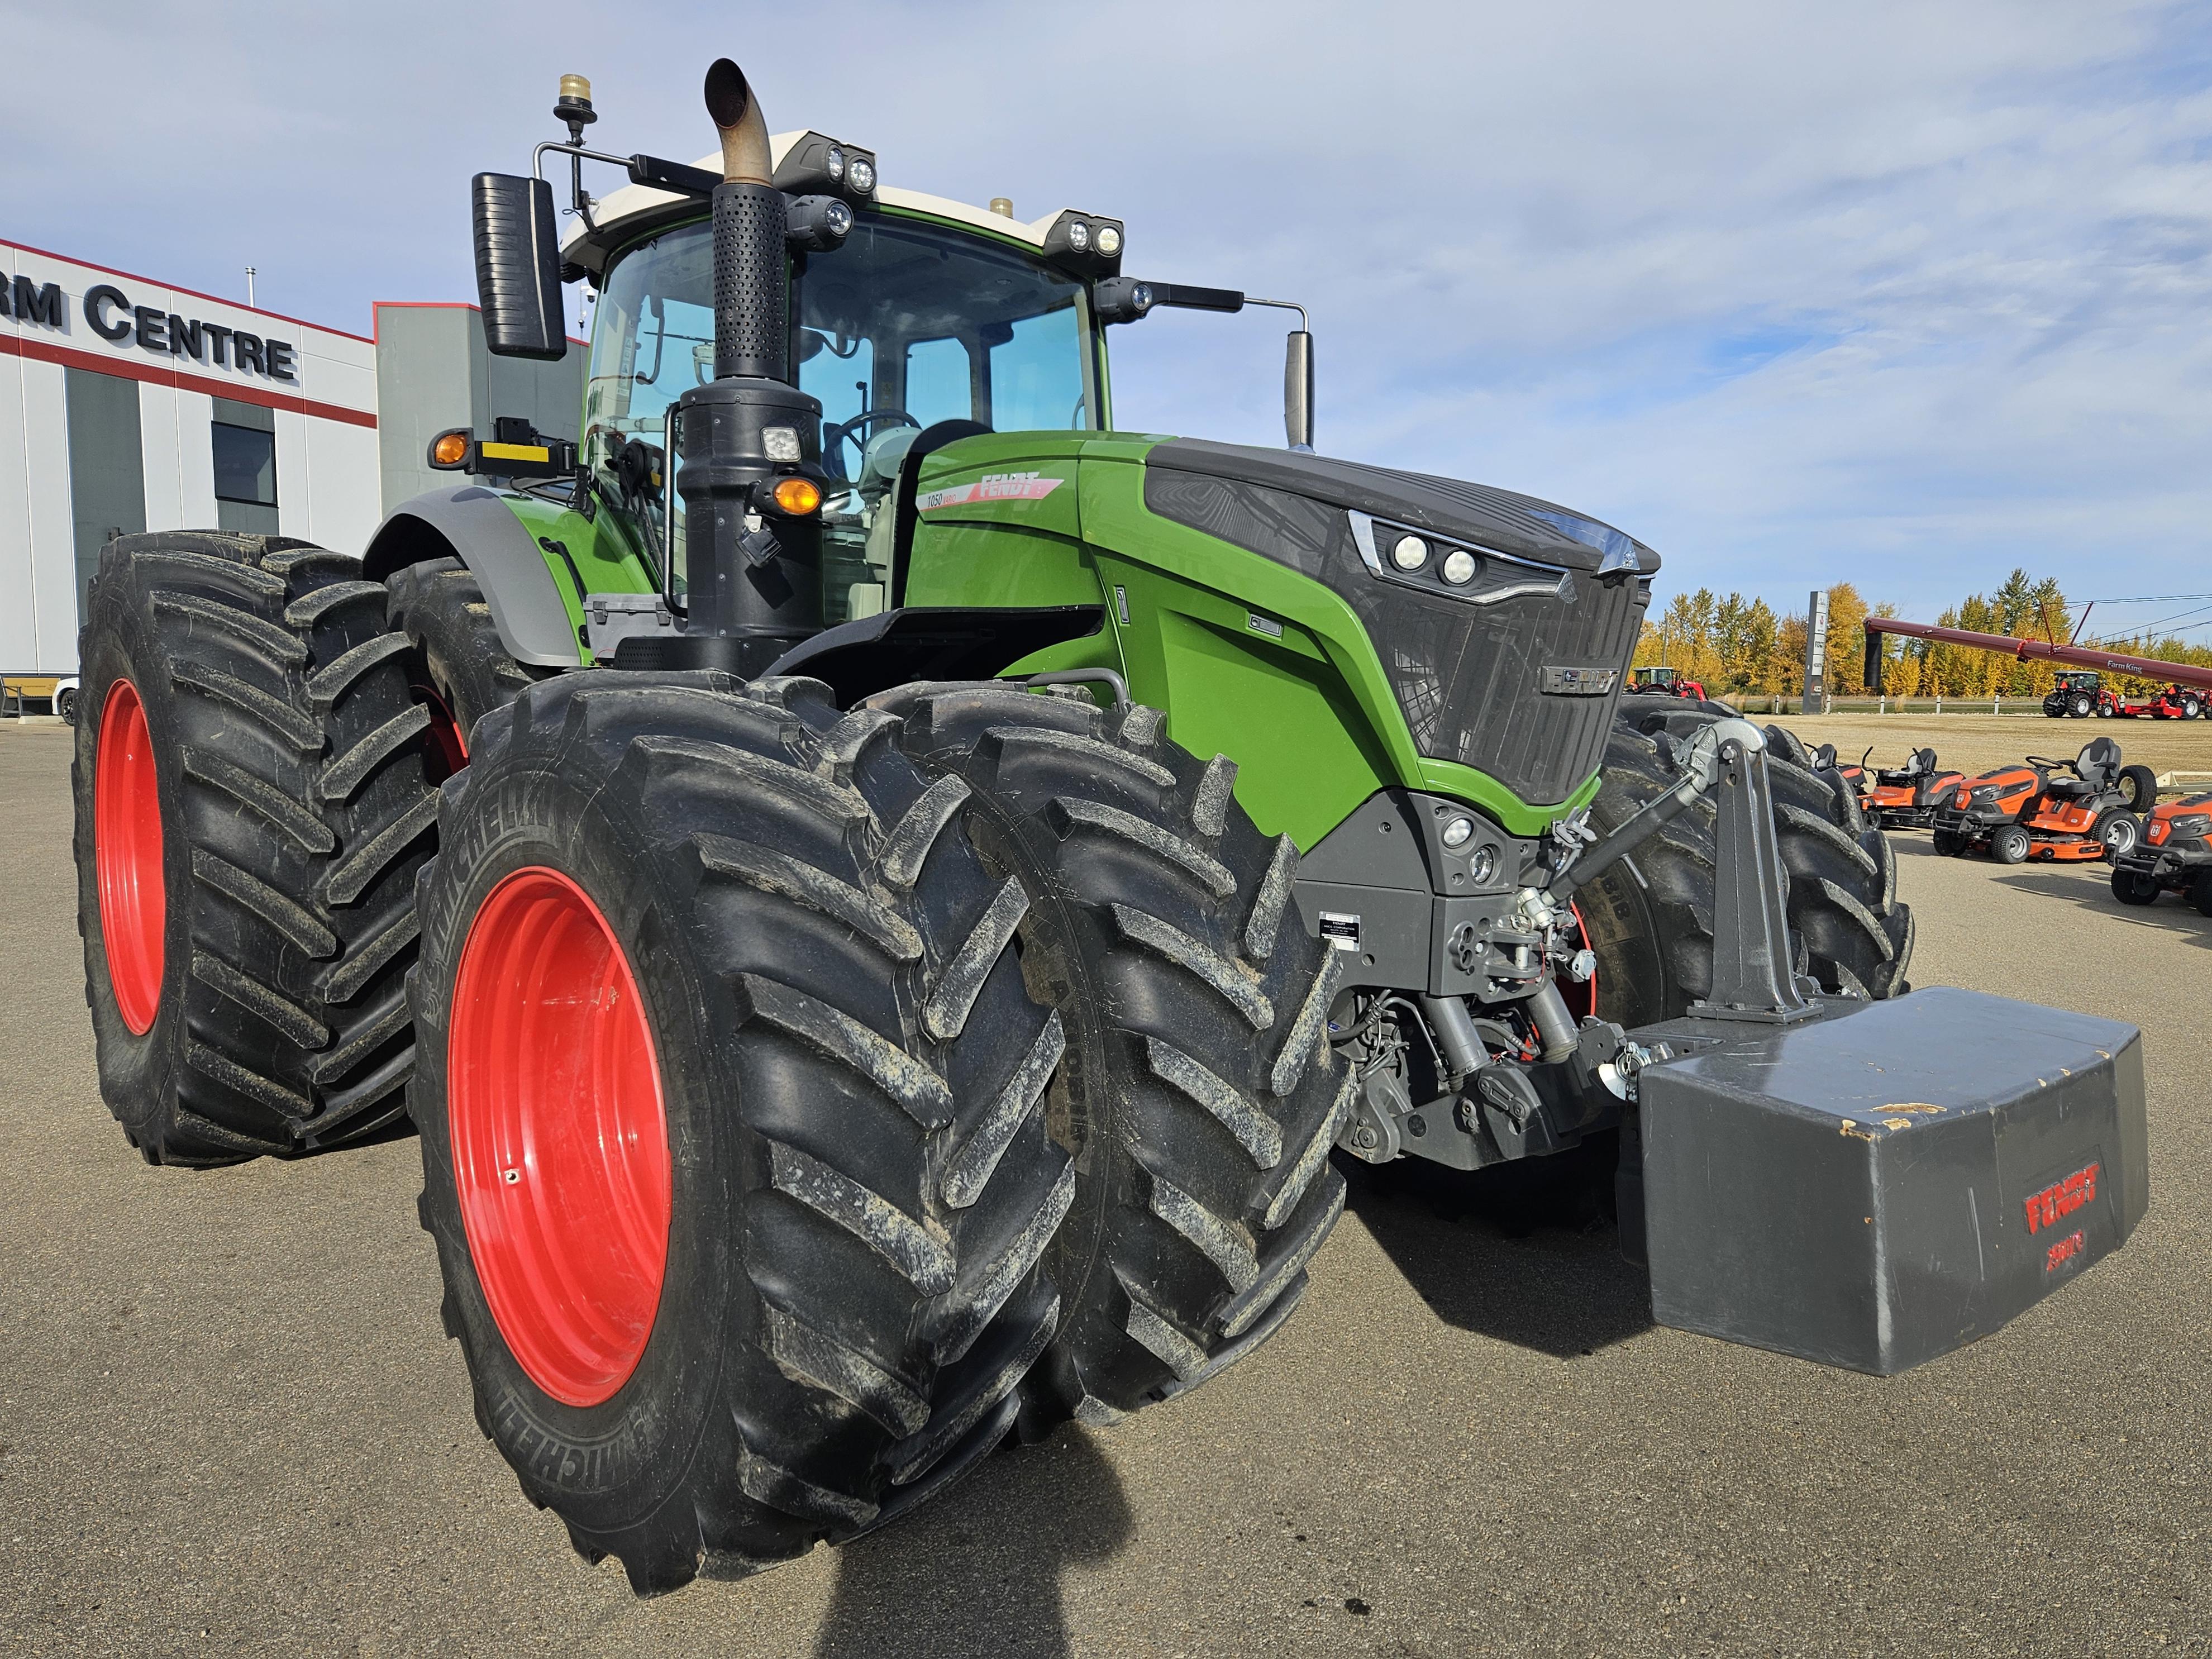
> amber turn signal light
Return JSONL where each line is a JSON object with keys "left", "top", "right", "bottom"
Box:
{"left": 428, "top": 429, "right": 473, "bottom": 469}
{"left": 770, "top": 475, "right": 822, "bottom": 515}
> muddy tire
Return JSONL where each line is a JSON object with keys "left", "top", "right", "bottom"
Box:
{"left": 409, "top": 671, "right": 1074, "bottom": 1595}
{"left": 874, "top": 684, "right": 1351, "bottom": 1426}
{"left": 71, "top": 531, "right": 438, "bottom": 1163}
{"left": 387, "top": 556, "right": 541, "bottom": 774}
{"left": 1586, "top": 709, "right": 1915, "bottom": 1021}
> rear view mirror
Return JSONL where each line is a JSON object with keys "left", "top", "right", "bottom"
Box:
{"left": 471, "top": 173, "right": 568, "bottom": 360}
{"left": 1284, "top": 329, "right": 1314, "bottom": 452}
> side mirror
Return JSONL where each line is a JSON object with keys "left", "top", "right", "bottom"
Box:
{"left": 471, "top": 173, "right": 568, "bottom": 360}
{"left": 1284, "top": 330, "right": 1314, "bottom": 452}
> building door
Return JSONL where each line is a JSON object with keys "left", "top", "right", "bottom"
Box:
{"left": 64, "top": 369, "right": 147, "bottom": 616}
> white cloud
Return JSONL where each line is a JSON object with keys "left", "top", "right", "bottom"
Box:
{"left": 5, "top": 0, "right": 2206, "bottom": 618}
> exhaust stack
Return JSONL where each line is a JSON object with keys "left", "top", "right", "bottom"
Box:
{"left": 647, "top": 58, "right": 823, "bottom": 674}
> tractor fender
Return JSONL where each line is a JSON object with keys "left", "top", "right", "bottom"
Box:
{"left": 361, "top": 487, "right": 585, "bottom": 668}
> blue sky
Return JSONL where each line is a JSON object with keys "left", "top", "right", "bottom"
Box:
{"left": 6, "top": 0, "right": 2207, "bottom": 624}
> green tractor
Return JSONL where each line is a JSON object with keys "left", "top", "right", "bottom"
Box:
{"left": 71, "top": 59, "right": 2146, "bottom": 1595}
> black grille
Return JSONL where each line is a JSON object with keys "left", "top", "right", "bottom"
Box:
{"left": 1143, "top": 465, "right": 1649, "bottom": 807}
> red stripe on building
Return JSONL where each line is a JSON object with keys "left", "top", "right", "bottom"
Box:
{"left": 0, "top": 330, "right": 377, "bottom": 430}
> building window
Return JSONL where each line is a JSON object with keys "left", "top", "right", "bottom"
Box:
{"left": 212, "top": 422, "right": 278, "bottom": 508}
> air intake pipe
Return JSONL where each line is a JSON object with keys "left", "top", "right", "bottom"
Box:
{"left": 666, "top": 58, "right": 823, "bottom": 673}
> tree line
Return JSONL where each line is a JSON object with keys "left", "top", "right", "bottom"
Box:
{"left": 1632, "top": 570, "right": 2212, "bottom": 700}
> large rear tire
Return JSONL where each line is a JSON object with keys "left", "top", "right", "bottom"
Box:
{"left": 410, "top": 671, "right": 1074, "bottom": 1594}
{"left": 876, "top": 685, "right": 1351, "bottom": 1426}
{"left": 71, "top": 531, "right": 437, "bottom": 1163}
{"left": 387, "top": 556, "right": 541, "bottom": 774}
{"left": 2118, "top": 765, "right": 2158, "bottom": 812}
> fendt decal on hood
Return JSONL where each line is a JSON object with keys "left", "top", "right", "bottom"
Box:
{"left": 916, "top": 472, "right": 1066, "bottom": 512}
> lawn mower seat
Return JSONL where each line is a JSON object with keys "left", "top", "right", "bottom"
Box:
{"left": 2052, "top": 737, "right": 2121, "bottom": 799}
{"left": 1879, "top": 747, "right": 1938, "bottom": 785}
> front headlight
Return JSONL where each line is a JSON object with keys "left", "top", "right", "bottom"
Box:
{"left": 1347, "top": 510, "right": 1571, "bottom": 608}
{"left": 2167, "top": 814, "right": 2210, "bottom": 840}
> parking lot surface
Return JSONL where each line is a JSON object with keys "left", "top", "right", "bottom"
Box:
{"left": 3, "top": 721, "right": 2208, "bottom": 1657}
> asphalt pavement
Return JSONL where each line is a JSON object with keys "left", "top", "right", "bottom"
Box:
{"left": 3, "top": 721, "right": 2207, "bottom": 1657}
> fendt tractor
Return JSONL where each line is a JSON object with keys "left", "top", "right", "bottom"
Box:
{"left": 70, "top": 61, "right": 2147, "bottom": 1595}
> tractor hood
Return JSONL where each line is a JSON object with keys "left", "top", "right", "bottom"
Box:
{"left": 1142, "top": 440, "right": 1660, "bottom": 578}
{"left": 1137, "top": 438, "right": 1655, "bottom": 808}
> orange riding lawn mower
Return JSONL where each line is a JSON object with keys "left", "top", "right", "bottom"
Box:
{"left": 1930, "top": 738, "right": 2154, "bottom": 864}
{"left": 2111, "top": 791, "right": 2212, "bottom": 913}
{"left": 1832, "top": 747, "right": 1966, "bottom": 833}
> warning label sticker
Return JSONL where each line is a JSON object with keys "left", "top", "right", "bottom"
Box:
{"left": 1318, "top": 912, "right": 1361, "bottom": 952}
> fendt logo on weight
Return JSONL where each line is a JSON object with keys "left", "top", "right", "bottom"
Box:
{"left": 2023, "top": 1162, "right": 2100, "bottom": 1235}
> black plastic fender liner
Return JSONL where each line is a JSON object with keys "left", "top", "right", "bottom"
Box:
{"left": 1637, "top": 987, "right": 2146, "bottom": 1375}
{"left": 361, "top": 487, "right": 586, "bottom": 668}
{"left": 763, "top": 605, "right": 1106, "bottom": 708}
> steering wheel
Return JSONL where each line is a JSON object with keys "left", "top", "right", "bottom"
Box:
{"left": 2024, "top": 756, "right": 2069, "bottom": 771}
{"left": 824, "top": 408, "right": 921, "bottom": 477}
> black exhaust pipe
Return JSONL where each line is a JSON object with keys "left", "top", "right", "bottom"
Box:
{"left": 652, "top": 58, "right": 823, "bottom": 674}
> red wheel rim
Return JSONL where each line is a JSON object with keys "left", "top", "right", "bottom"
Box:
{"left": 448, "top": 866, "right": 671, "bottom": 1407}
{"left": 96, "top": 679, "right": 166, "bottom": 1035}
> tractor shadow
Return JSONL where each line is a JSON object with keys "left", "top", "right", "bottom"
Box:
{"left": 1338, "top": 1136, "right": 1654, "bottom": 1359}
{"left": 810, "top": 1426, "right": 1132, "bottom": 1659}
{"left": 1990, "top": 866, "right": 2212, "bottom": 948}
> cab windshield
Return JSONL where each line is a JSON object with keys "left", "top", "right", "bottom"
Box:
{"left": 583, "top": 213, "right": 1100, "bottom": 617}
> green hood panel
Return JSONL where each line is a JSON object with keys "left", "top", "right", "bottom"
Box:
{"left": 900, "top": 432, "right": 1608, "bottom": 844}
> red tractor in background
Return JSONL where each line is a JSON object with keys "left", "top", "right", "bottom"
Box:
{"left": 1931, "top": 737, "right": 2151, "bottom": 864}
{"left": 2110, "top": 790, "right": 2212, "bottom": 913}
{"left": 1834, "top": 747, "right": 1966, "bottom": 832}
{"left": 1631, "top": 665, "right": 1706, "bottom": 699}
{"left": 2041, "top": 670, "right": 2202, "bottom": 720}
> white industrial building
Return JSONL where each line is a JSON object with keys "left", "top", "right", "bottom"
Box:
{"left": 1, "top": 236, "right": 580, "bottom": 676}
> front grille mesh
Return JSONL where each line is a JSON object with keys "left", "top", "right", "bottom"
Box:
{"left": 1143, "top": 469, "right": 1648, "bottom": 806}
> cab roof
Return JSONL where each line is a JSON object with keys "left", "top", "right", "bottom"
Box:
{"left": 560, "top": 131, "right": 1062, "bottom": 278}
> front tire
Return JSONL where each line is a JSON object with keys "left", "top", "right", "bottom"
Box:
{"left": 411, "top": 671, "right": 1075, "bottom": 1595}
{"left": 1991, "top": 824, "right": 2031, "bottom": 864}
{"left": 2110, "top": 866, "right": 2161, "bottom": 906}
{"left": 1603, "top": 710, "right": 1914, "bottom": 1005}
{"left": 878, "top": 685, "right": 1351, "bottom": 1426}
